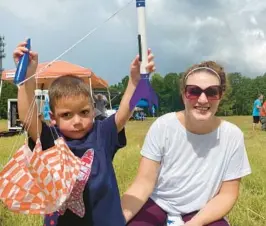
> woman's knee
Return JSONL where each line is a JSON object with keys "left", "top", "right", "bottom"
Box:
{"left": 126, "top": 198, "right": 167, "bottom": 226}
{"left": 207, "top": 217, "right": 230, "bottom": 226}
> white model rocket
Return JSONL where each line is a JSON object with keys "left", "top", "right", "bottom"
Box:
{"left": 130, "top": 0, "right": 158, "bottom": 111}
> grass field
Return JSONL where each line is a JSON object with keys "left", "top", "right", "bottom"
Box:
{"left": 0, "top": 120, "right": 7, "bottom": 132}
{"left": 0, "top": 116, "right": 265, "bottom": 226}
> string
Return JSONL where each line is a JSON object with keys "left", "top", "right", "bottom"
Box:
{"left": 17, "top": 0, "right": 134, "bottom": 86}
{"left": 0, "top": 96, "right": 36, "bottom": 169}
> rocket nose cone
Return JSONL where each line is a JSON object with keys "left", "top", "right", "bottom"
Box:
{"left": 26, "top": 38, "right": 31, "bottom": 49}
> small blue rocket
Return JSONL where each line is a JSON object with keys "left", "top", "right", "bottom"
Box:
{"left": 14, "top": 38, "right": 31, "bottom": 85}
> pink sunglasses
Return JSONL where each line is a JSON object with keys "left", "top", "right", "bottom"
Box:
{"left": 185, "top": 85, "right": 222, "bottom": 100}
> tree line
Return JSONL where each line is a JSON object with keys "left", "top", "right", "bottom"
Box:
{"left": 109, "top": 72, "right": 266, "bottom": 116}
{"left": 0, "top": 72, "right": 266, "bottom": 119}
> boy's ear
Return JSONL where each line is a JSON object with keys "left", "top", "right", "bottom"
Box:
{"left": 49, "top": 111, "right": 57, "bottom": 126}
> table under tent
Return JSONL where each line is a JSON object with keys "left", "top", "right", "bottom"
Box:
{"left": 0, "top": 60, "right": 110, "bottom": 136}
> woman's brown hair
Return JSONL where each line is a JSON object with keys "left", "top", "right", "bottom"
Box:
{"left": 180, "top": 61, "right": 226, "bottom": 93}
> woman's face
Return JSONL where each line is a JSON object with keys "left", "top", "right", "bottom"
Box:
{"left": 182, "top": 71, "right": 222, "bottom": 122}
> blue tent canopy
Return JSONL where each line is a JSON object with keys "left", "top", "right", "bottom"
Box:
{"left": 136, "top": 99, "right": 157, "bottom": 109}
{"left": 136, "top": 99, "right": 149, "bottom": 108}
{"left": 114, "top": 99, "right": 157, "bottom": 110}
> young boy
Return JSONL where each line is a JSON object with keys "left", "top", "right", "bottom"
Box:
{"left": 13, "top": 41, "right": 155, "bottom": 226}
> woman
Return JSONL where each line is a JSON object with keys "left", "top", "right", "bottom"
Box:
{"left": 121, "top": 61, "right": 251, "bottom": 226}
{"left": 94, "top": 93, "right": 108, "bottom": 117}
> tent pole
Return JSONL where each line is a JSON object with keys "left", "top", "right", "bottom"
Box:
{"left": 88, "top": 76, "right": 94, "bottom": 103}
{"left": 107, "top": 88, "right": 112, "bottom": 110}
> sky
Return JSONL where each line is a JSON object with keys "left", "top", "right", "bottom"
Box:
{"left": 1, "top": 0, "right": 266, "bottom": 85}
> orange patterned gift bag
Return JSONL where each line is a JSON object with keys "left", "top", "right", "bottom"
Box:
{"left": 0, "top": 137, "right": 83, "bottom": 215}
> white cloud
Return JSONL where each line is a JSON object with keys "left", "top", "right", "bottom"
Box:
{"left": 2, "top": 0, "right": 266, "bottom": 85}
{"left": 250, "top": 15, "right": 258, "bottom": 25}
{"left": 238, "top": 0, "right": 266, "bottom": 14}
{"left": 193, "top": 17, "right": 225, "bottom": 29}
{"left": 0, "top": 0, "right": 83, "bottom": 28}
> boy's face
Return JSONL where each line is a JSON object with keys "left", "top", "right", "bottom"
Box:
{"left": 51, "top": 95, "right": 94, "bottom": 139}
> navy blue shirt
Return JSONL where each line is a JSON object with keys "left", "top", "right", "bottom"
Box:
{"left": 29, "top": 114, "right": 126, "bottom": 226}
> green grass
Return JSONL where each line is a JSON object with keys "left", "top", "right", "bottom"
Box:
{"left": 0, "top": 120, "right": 7, "bottom": 132}
{"left": 0, "top": 116, "right": 265, "bottom": 226}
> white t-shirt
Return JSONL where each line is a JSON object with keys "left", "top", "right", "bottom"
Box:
{"left": 141, "top": 112, "right": 251, "bottom": 216}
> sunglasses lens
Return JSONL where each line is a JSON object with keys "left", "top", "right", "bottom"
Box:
{"left": 185, "top": 86, "right": 202, "bottom": 99}
{"left": 205, "top": 87, "right": 221, "bottom": 100}
{"left": 185, "top": 85, "right": 221, "bottom": 100}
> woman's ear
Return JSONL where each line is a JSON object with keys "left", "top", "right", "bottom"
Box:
{"left": 49, "top": 111, "right": 57, "bottom": 126}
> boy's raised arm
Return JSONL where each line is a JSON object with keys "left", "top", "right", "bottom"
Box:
{"left": 115, "top": 50, "right": 155, "bottom": 132}
{"left": 14, "top": 41, "right": 41, "bottom": 142}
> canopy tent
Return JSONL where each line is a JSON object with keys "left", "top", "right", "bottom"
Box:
{"left": 136, "top": 99, "right": 149, "bottom": 108}
{"left": 1, "top": 60, "right": 112, "bottom": 109}
{"left": 1, "top": 60, "right": 108, "bottom": 89}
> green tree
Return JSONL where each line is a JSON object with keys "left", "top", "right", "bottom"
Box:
{"left": 0, "top": 81, "right": 18, "bottom": 119}
{"left": 228, "top": 73, "right": 254, "bottom": 115}
{"left": 150, "top": 73, "right": 164, "bottom": 113}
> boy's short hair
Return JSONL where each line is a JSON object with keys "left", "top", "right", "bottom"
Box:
{"left": 48, "top": 75, "right": 93, "bottom": 112}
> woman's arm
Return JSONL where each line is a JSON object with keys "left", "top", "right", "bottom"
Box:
{"left": 187, "top": 179, "right": 240, "bottom": 226}
{"left": 121, "top": 156, "right": 160, "bottom": 223}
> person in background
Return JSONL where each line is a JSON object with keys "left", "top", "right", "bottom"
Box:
{"left": 95, "top": 107, "right": 107, "bottom": 120}
{"left": 260, "top": 99, "right": 266, "bottom": 131}
{"left": 252, "top": 94, "right": 263, "bottom": 131}
{"left": 152, "top": 105, "right": 156, "bottom": 117}
{"left": 140, "top": 111, "right": 145, "bottom": 121}
{"left": 94, "top": 93, "right": 108, "bottom": 117}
